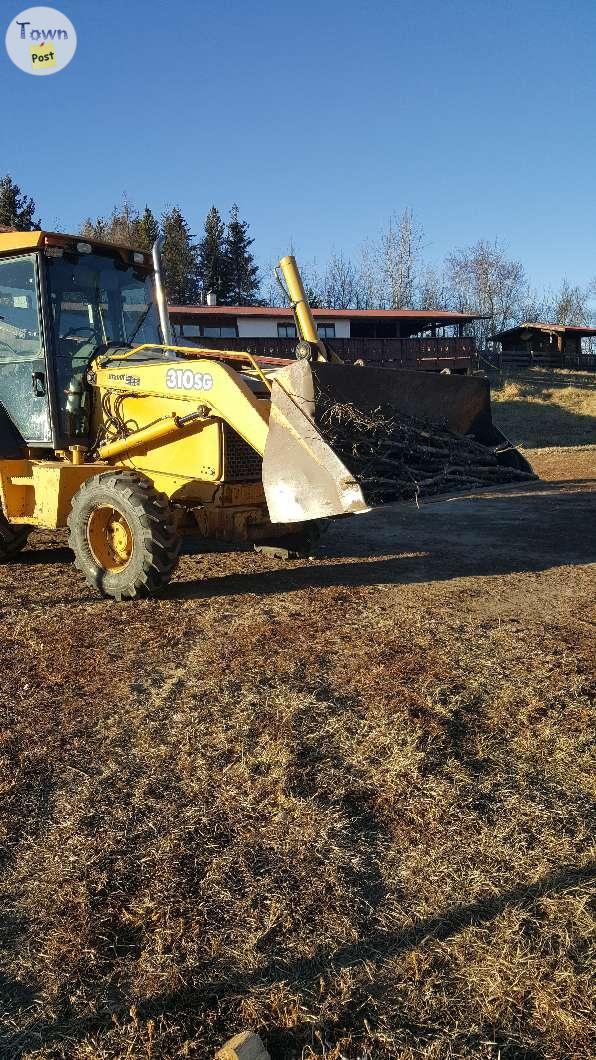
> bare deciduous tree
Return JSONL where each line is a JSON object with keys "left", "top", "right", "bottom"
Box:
{"left": 418, "top": 265, "right": 448, "bottom": 310}
{"left": 359, "top": 208, "right": 425, "bottom": 309}
{"left": 444, "top": 239, "right": 527, "bottom": 348}
{"left": 358, "top": 239, "right": 384, "bottom": 309}
{"left": 518, "top": 285, "right": 552, "bottom": 327}
{"left": 383, "top": 207, "right": 424, "bottom": 309}
{"left": 546, "top": 279, "right": 593, "bottom": 326}
{"left": 318, "top": 251, "right": 364, "bottom": 308}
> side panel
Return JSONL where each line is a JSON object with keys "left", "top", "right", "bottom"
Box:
{"left": 31, "top": 463, "right": 101, "bottom": 527}
{"left": 0, "top": 459, "right": 34, "bottom": 519}
{"left": 0, "top": 460, "right": 103, "bottom": 527}
{"left": 93, "top": 357, "right": 269, "bottom": 455}
{"left": 98, "top": 392, "right": 224, "bottom": 493}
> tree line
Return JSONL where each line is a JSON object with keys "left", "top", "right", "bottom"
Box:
{"left": 1, "top": 175, "right": 594, "bottom": 347}
{"left": 286, "top": 209, "right": 595, "bottom": 350}
{"left": 79, "top": 199, "right": 259, "bottom": 307}
{"left": 0, "top": 175, "right": 259, "bottom": 307}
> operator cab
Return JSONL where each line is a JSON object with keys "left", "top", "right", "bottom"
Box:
{"left": 0, "top": 232, "right": 162, "bottom": 452}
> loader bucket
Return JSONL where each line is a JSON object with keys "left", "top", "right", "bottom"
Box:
{"left": 262, "top": 361, "right": 532, "bottom": 523}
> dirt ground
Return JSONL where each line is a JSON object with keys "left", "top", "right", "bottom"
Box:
{"left": 0, "top": 446, "right": 594, "bottom": 1059}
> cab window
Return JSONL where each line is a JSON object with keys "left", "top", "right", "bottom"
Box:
{"left": 45, "top": 250, "right": 160, "bottom": 439}
{"left": 0, "top": 254, "right": 51, "bottom": 444}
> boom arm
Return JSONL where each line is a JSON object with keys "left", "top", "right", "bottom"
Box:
{"left": 93, "top": 355, "right": 270, "bottom": 459}
{"left": 278, "top": 255, "right": 342, "bottom": 364}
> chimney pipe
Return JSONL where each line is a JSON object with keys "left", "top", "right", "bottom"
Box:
{"left": 206, "top": 290, "right": 217, "bottom": 307}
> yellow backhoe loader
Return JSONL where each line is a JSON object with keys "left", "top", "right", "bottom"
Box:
{"left": 0, "top": 230, "right": 532, "bottom": 599}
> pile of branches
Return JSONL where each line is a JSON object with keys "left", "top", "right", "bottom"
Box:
{"left": 318, "top": 400, "right": 537, "bottom": 505}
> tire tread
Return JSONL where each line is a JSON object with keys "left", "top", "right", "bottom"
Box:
{"left": 67, "top": 470, "right": 181, "bottom": 599}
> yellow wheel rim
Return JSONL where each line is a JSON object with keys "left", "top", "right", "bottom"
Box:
{"left": 87, "top": 506, "right": 133, "bottom": 572}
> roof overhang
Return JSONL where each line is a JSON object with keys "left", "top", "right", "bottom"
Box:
{"left": 0, "top": 230, "right": 152, "bottom": 267}
{"left": 491, "top": 322, "right": 596, "bottom": 341}
{"left": 169, "top": 304, "right": 488, "bottom": 324}
{"left": 0, "top": 230, "right": 44, "bottom": 255}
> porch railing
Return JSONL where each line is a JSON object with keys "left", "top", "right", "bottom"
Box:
{"left": 480, "top": 347, "right": 596, "bottom": 372}
{"left": 176, "top": 335, "right": 475, "bottom": 371}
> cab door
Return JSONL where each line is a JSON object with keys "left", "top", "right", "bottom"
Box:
{"left": 0, "top": 253, "right": 52, "bottom": 446}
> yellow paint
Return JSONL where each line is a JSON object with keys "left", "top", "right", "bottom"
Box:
{"left": 0, "top": 454, "right": 275, "bottom": 538}
{"left": 30, "top": 43, "right": 56, "bottom": 68}
{"left": 0, "top": 461, "right": 103, "bottom": 527}
{"left": 0, "top": 460, "right": 34, "bottom": 519}
{"left": 87, "top": 506, "right": 133, "bottom": 571}
{"left": 0, "top": 230, "right": 152, "bottom": 263}
{"left": 98, "top": 412, "right": 184, "bottom": 460}
{"left": 92, "top": 358, "right": 267, "bottom": 483}
{"left": 279, "top": 255, "right": 326, "bottom": 357}
{"left": 0, "top": 231, "right": 44, "bottom": 256}
{"left": 112, "top": 344, "right": 272, "bottom": 391}
{"left": 70, "top": 446, "right": 86, "bottom": 465}
{"left": 0, "top": 348, "right": 275, "bottom": 530}
{"left": 278, "top": 255, "right": 343, "bottom": 364}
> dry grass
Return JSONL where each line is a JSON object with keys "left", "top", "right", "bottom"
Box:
{"left": 490, "top": 368, "right": 596, "bottom": 449}
{"left": 0, "top": 454, "right": 595, "bottom": 1059}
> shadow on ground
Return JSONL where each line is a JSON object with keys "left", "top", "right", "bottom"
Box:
{"left": 1, "top": 861, "right": 592, "bottom": 1058}
{"left": 165, "top": 481, "right": 596, "bottom": 600}
{"left": 8, "top": 480, "right": 596, "bottom": 608}
{"left": 493, "top": 399, "right": 596, "bottom": 449}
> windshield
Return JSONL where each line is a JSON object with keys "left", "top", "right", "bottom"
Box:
{"left": 45, "top": 250, "right": 162, "bottom": 438}
{"left": 46, "top": 250, "right": 161, "bottom": 352}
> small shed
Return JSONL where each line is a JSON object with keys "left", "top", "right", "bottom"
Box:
{"left": 490, "top": 323, "right": 596, "bottom": 370}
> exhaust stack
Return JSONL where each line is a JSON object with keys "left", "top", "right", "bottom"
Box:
{"left": 152, "top": 238, "right": 173, "bottom": 347}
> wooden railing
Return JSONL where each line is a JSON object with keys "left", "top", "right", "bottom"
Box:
{"left": 328, "top": 336, "right": 475, "bottom": 370}
{"left": 179, "top": 336, "right": 475, "bottom": 371}
{"left": 483, "top": 348, "right": 596, "bottom": 372}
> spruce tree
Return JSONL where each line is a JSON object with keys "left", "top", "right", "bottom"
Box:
{"left": 0, "top": 174, "right": 39, "bottom": 230}
{"left": 135, "top": 206, "right": 159, "bottom": 251}
{"left": 81, "top": 194, "right": 141, "bottom": 248}
{"left": 223, "top": 204, "right": 259, "bottom": 305}
{"left": 161, "top": 206, "right": 200, "bottom": 304}
{"left": 80, "top": 215, "right": 108, "bottom": 241}
{"left": 198, "top": 206, "right": 228, "bottom": 302}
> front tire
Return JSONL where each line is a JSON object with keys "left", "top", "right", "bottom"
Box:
{"left": 67, "top": 471, "right": 181, "bottom": 600}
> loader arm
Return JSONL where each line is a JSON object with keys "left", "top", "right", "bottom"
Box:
{"left": 278, "top": 255, "right": 342, "bottom": 364}
{"left": 93, "top": 353, "right": 270, "bottom": 459}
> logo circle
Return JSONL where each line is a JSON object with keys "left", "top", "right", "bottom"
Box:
{"left": 5, "top": 6, "right": 76, "bottom": 75}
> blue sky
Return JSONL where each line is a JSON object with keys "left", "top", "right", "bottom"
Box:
{"left": 1, "top": 0, "right": 595, "bottom": 292}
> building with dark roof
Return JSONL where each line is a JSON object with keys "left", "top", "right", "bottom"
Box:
{"left": 169, "top": 304, "right": 487, "bottom": 372}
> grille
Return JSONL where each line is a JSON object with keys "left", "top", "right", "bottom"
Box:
{"left": 223, "top": 424, "right": 263, "bottom": 482}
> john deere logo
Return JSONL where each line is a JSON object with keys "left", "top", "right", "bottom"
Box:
{"left": 5, "top": 6, "right": 76, "bottom": 75}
